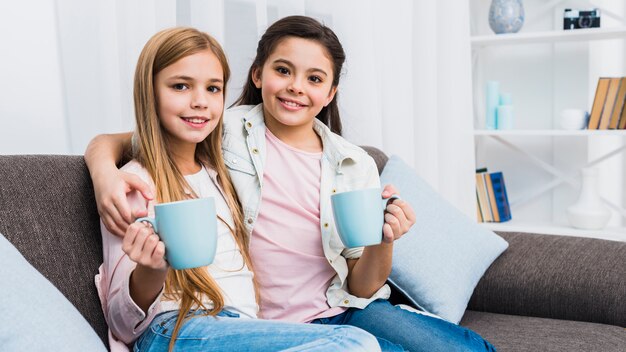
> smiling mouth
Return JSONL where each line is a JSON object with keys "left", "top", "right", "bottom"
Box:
{"left": 278, "top": 98, "right": 306, "bottom": 108}
{"left": 180, "top": 116, "right": 209, "bottom": 127}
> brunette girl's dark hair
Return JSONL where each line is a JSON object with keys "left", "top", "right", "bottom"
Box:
{"left": 233, "top": 15, "right": 345, "bottom": 135}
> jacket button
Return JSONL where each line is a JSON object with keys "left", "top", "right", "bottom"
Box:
{"left": 247, "top": 218, "right": 253, "bottom": 224}
{"left": 252, "top": 148, "right": 259, "bottom": 154}
{"left": 232, "top": 159, "right": 238, "bottom": 164}
{"left": 246, "top": 122, "right": 252, "bottom": 128}
{"left": 323, "top": 222, "right": 329, "bottom": 228}
{"left": 343, "top": 299, "right": 350, "bottom": 305}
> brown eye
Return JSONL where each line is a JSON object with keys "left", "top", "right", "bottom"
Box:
{"left": 173, "top": 83, "right": 188, "bottom": 91}
{"left": 208, "top": 86, "right": 221, "bottom": 93}
{"left": 276, "top": 67, "right": 289, "bottom": 75}
{"left": 309, "top": 76, "right": 322, "bottom": 83}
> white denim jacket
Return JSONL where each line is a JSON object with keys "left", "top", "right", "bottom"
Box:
{"left": 222, "top": 103, "right": 391, "bottom": 309}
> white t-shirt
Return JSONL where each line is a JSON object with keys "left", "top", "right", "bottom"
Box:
{"left": 160, "top": 166, "right": 258, "bottom": 319}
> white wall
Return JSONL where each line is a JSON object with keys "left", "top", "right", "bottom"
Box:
{"left": 0, "top": 1, "right": 69, "bottom": 154}
{"left": 0, "top": 0, "right": 176, "bottom": 155}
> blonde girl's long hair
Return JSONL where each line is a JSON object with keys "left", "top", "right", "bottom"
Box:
{"left": 133, "top": 27, "right": 255, "bottom": 351}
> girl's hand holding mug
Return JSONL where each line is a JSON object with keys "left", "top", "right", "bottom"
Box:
{"left": 381, "top": 184, "right": 416, "bottom": 244}
{"left": 122, "top": 222, "right": 167, "bottom": 271}
{"left": 331, "top": 184, "right": 416, "bottom": 248}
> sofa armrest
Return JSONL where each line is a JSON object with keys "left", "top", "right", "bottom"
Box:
{"left": 468, "top": 231, "right": 626, "bottom": 327}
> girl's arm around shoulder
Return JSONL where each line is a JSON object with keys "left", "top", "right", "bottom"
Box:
{"left": 85, "top": 133, "right": 154, "bottom": 237}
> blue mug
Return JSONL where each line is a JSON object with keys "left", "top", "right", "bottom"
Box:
{"left": 331, "top": 188, "right": 400, "bottom": 248}
{"left": 135, "top": 198, "right": 217, "bottom": 270}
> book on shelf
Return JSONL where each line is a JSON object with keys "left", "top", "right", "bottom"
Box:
{"left": 588, "top": 76, "right": 626, "bottom": 130}
{"left": 476, "top": 193, "right": 483, "bottom": 223}
{"left": 620, "top": 91, "right": 626, "bottom": 129}
{"left": 475, "top": 171, "right": 493, "bottom": 222}
{"left": 588, "top": 77, "right": 610, "bottom": 130}
{"left": 609, "top": 77, "right": 626, "bottom": 129}
{"left": 484, "top": 174, "right": 500, "bottom": 222}
{"left": 598, "top": 77, "right": 622, "bottom": 130}
{"left": 490, "top": 172, "right": 512, "bottom": 222}
{"left": 475, "top": 169, "right": 511, "bottom": 223}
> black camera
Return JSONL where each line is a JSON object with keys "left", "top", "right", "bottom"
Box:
{"left": 564, "top": 9, "right": 600, "bottom": 30}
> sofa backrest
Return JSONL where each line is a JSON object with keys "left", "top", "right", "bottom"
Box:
{"left": 360, "top": 146, "right": 389, "bottom": 175}
{"left": 0, "top": 155, "right": 108, "bottom": 344}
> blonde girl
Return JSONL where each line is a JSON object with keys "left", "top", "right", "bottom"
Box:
{"left": 96, "top": 26, "right": 379, "bottom": 352}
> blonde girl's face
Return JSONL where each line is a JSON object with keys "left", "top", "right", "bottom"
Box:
{"left": 155, "top": 49, "right": 224, "bottom": 148}
{"left": 252, "top": 37, "right": 337, "bottom": 130}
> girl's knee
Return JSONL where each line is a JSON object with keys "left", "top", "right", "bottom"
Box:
{"left": 334, "top": 325, "right": 381, "bottom": 352}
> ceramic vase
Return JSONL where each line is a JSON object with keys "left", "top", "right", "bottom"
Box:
{"left": 566, "top": 168, "right": 611, "bottom": 230}
{"left": 489, "top": 0, "right": 525, "bottom": 34}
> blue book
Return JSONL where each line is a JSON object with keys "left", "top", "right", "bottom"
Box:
{"left": 489, "top": 172, "right": 511, "bottom": 222}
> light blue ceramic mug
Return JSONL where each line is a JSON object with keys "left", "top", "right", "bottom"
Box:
{"left": 331, "top": 188, "right": 400, "bottom": 248}
{"left": 135, "top": 198, "right": 217, "bottom": 270}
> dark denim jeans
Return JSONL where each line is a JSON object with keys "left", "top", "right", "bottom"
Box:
{"left": 311, "top": 299, "right": 496, "bottom": 352}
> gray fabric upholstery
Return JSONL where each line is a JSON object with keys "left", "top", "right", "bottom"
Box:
{"left": 360, "top": 145, "right": 389, "bottom": 175}
{"left": 461, "top": 310, "right": 626, "bottom": 352}
{"left": 469, "top": 231, "right": 626, "bottom": 327}
{"left": 0, "top": 155, "right": 108, "bottom": 345}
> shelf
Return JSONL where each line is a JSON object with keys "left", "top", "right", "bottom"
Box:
{"left": 471, "top": 27, "right": 626, "bottom": 47}
{"left": 474, "top": 129, "right": 626, "bottom": 136}
{"left": 481, "top": 220, "right": 626, "bottom": 242}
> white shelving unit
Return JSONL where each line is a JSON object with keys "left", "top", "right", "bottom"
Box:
{"left": 472, "top": 27, "right": 626, "bottom": 47}
{"left": 475, "top": 129, "right": 626, "bottom": 136}
{"left": 470, "top": 4, "right": 626, "bottom": 241}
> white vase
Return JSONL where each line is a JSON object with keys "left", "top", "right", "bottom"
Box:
{"left": 566, "top": 168, "right": 610, "bottom": 230}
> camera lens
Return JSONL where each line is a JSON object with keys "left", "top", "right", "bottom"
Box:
{"left": 578, "top": 16, "right": 591, "bottom": 28}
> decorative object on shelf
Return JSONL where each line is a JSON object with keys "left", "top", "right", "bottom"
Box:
{"left": 559, "top": 108, "right": 588, "bottom": 130}
{"left": 497, "top": 93, "right": 514, "bottom": 129}
{"left": 496, "top": 106, "right": 514, "bottom": 129}
{"left": 566, "top": 167, "right": 611, "bottom": 230}
{"left": 563, "top": 8, "right": 600, "bottom": 30}
{"left": 486, "top": 81, "right": 499, "bottom": 129}
{"left": 488, "top": 0, "right": 524, "bottom": 34}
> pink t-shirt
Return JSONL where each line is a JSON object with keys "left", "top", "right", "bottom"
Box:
{"left": 250, "top": 129, "right": 346, "bottom": 322}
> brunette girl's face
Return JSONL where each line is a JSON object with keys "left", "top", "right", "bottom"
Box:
{"left": 252, "top": 37, "right": 337, "bottom": 130}
{"left": 155, "top": 49, "right": 224, "bottom": 148}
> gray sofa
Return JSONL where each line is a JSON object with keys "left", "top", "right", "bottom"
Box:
{"left": 0, "top": 150, "right": 624, "bottom": 351}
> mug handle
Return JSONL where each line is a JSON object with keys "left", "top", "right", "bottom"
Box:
{"left": 134, "top": 217, "right": 166, "bottom": 261}
{"left": 135, "top": 216, "right": 158, "bottom": 233}
{"left": 382, "top": 194, "right": 401, "bottom": 210}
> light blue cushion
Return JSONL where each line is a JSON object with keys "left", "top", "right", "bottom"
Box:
{"left": 381, "top": 155, "right": 508, "bottom": 324}
{"left": 0, "top": 232, "right": 106, "bottom": 351}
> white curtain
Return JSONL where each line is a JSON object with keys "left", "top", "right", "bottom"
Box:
{"left": 0, "top": 0, "right": 476, "bottom": 217}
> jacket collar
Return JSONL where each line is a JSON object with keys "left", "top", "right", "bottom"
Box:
{"left": 241, "top": 103, "right": 358, "bottom": 173}
{"left": 312, "top": 119, "right": 358, "bottom": 174}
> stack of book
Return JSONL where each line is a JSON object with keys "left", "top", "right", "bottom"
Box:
{"left": 476, "top": 169, "right": 511, "bottom": 223}
{"left": 587, "top": 77, "right": 626, "bottom": 130}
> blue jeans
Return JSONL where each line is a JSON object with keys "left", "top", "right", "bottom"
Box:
{"left": 311, "top": 299, "right": 496, "bottom": 352}
{"left": 135, "top": 309, "right": 380, "bottom": 351}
